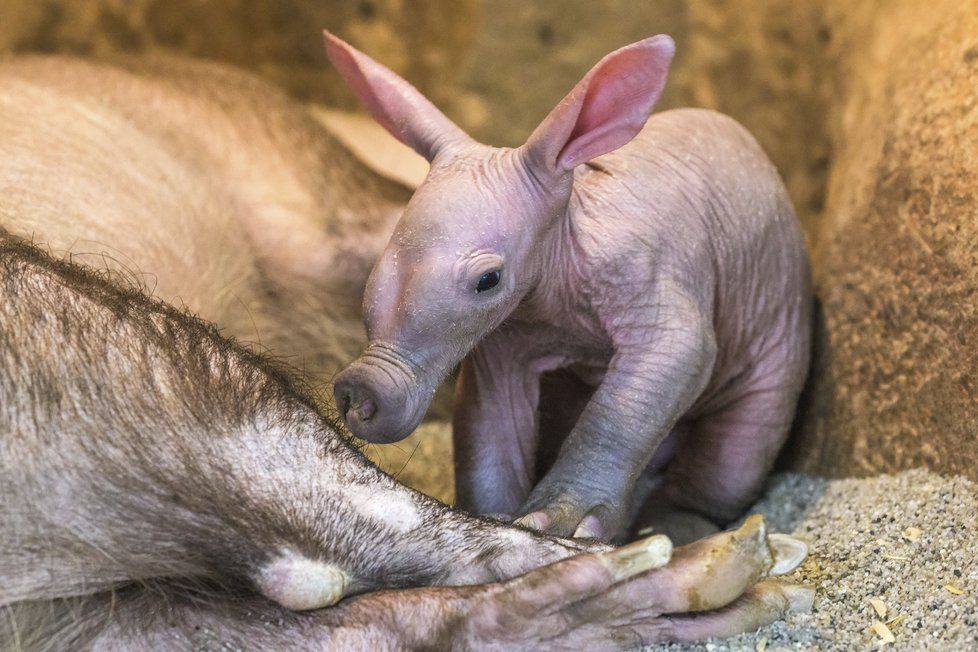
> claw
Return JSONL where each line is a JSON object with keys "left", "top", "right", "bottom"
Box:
{"left": 767, "top": 534, "right": 808, "bottom": 575}
{"left": 514, "top": 511, "right": 549, "bottom": 531}
{"left": 572, "top": 514, "right": 603, "bottom": 540}
{"left": 779, "top": 583, "right": 815, "bottom": 613}
{"left": 599, "top": 534, "right": 673, "bottom": 581}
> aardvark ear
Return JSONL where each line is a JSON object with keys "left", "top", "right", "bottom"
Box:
{"left": 523, "top": 35, "right": 675, "bottom": 175}
{"left": 323, "top": 30, "right": 470, "bottom": 162}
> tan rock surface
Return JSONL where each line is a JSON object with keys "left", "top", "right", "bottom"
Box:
{"left": 681, "top": 0, "right": 832, "bottom": 239}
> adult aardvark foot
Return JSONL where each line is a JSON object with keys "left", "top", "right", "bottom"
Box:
{"left": 456, "top": 516, "right": 812, "bottom": 649}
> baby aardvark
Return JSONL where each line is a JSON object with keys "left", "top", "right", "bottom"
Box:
{"left": 330, "top": 32, "right": 812, "bottom": 542}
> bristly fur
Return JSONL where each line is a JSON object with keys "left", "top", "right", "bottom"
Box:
{"left": 0, "top": 228, "right": 336, "bottom": 428}
{"left": 1, "top": 230, "right": 583, "bottom": 649}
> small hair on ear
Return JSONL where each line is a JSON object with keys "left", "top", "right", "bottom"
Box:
{"left": 523, "top": 35, "right": 675, "bottom": 175}
{"left": 323, "top": 30, "right": 470, "bottom": 162}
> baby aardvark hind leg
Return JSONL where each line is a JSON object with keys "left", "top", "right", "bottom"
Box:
{"left": 637, "top": 363, "right": 802, "bottom": 544}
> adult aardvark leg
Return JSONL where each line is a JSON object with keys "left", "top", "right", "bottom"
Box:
{"left": 39, "top": 518, "right": 812, "bottom": 651}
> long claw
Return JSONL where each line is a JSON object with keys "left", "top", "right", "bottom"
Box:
{"left": 604, "top": 515, "right": 775, "bottom": 615}
{"left": 768, "top": 533, "right": 808, "bottom": 575}
{"left": 498, "top": 534, "right": 670, "bottom": 616}
{"left": 458, "top": 523, "right": 809, "bottom": 649}
{"left": 598, "top": 534, "right": 673, "bottom": 581}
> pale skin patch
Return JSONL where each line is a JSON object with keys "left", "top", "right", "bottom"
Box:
{"left": 340, "top": 483, "right": 423, "bottom": 533}
{"left": 255, "top": 549, "right": 349, "bottom": 611}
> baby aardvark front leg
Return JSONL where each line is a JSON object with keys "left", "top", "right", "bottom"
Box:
{"left": 453, "top": 327, "right": 549, "bottom": 517}
{"left": 517, "top": 295, "right": 717, "bottom": 540}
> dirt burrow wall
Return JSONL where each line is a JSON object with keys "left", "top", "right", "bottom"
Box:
{"left": 789, "top": 0, "right": 978, "bottom": 478}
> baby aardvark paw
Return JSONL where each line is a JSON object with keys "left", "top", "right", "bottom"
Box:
{"left": 514, "top": 485, "right": 631, "bottom": 540}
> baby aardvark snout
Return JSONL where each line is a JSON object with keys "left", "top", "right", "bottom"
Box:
{"left": 333, "top": 347, "right": 430, "bottom": 444}
{"left": 333, "top": 368, "right": 391, "bottom": 443}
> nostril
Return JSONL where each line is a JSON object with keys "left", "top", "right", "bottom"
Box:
{"left": 355, "top": 398, "right": 377, "bottom": 421}
{"left": 334, "top": 388, "right": 352, "bottom": 417}
{"left": 333, "top": 356, "right": 420, "bottom": 444}
{"left": 334, "top": 378, "right": 379, "bottom": 426}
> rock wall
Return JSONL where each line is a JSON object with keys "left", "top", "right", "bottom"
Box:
{"left": 0, "top": 1, "right": 475, "bottom": 111}
{"left": 675, "top": 0, "right": 978, "bottom": 481}
{"left": 681, "top": 0, "right": 831, "bottom": 238}
{"left": 0, "top": 3, "right": 686, "bottom": 139}
{"left": 0, "top": 0, "right": 828, "bottom": 244}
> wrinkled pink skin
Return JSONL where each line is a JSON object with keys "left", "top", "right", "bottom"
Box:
{"left": 331, "top": 33, "right": 813, "bottom": 542}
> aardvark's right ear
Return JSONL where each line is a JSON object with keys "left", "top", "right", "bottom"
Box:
{"left": 323, "top": 31, "right": 470, "bottom": 162}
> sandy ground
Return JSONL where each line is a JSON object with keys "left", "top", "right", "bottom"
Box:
{"left": 374, "top": 423, "right": 978, "bottom": 650}
{"left": 657, "top": 469, "right": 978, "bottom": 651}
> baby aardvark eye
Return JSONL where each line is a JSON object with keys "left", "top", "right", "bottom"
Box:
{"left": 476, "top": 270, "right": 502, "bottom": 293}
